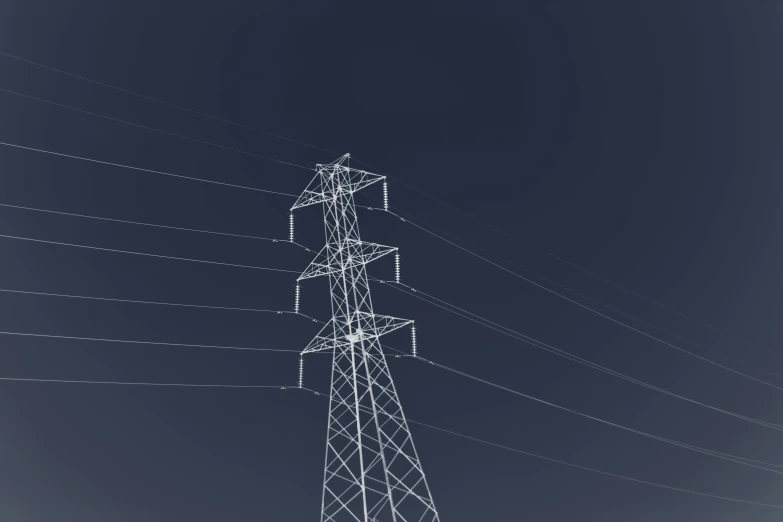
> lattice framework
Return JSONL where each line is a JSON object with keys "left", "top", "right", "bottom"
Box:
{"left": 293, "top": 154, "right": 440, "bottom": 522}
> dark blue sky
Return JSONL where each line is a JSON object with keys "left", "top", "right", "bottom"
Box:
{"left": 0, "top": 1, "right": 781, "bottom": 520}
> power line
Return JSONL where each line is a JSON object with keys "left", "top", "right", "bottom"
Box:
{"left": 350, "top": 157, "right": 779, "bottom": 360}
{"left": 19, "top": 192, "right": 774, "bottom": 436}
{"left": 16, "top": 356, "right": 779, "bottom": 507}
{"left": 0, "top": 376, "right": 291, "bottom": 388}
{"left": 397, "top": 352, "right": 783, "bottom": 474}
{"left": 4, "top": 160, "right": 777, "bottom": 493}
{"left": 11, "top": 53, "right": 769, "bottom": 371}
{"left": 379, "top": 343, "right": 783, "bottom": 474}
{"left": 379, "top": 208, "right": 783, "bottom": 393}
{"left": 4, "top": 195, "right": 766, "bottom": 406}
{"left": 364, "top": 199, "right": 783, "bottom": 372}
{"left": 6, "top": 361, "right": 780, "bottom": 510}
{"left": 375, "top": 278, "right": 783, "bottom": 432}
{"left": 0, "top": 50, "right": 339, "bottom": 155}
{"left": 0, "top": 201, "right": 312, "bottom": 250}
{"left": 0, "top": 285, "right": 326, "bottom": 325}
{"left": 4, "top": 48, "right": 778, "bottom": 514}
{"left": 0, "top": 87, "right": 312, "bottom": 172}
{"left": 0, "top": 140, "right": 296, "bottom": 196}
{"left": 7, "top": 187, "right": 772, "bottom": 435}
{"left": 14, "top": 68, "right": 771, "bottom": 372}
{"left": 0, "top": 329, "right": 300, "bottom": 353}
{"left": 0, "top": 286, "right": 299, "bottom": 315}
{"left": 2, "top": 353, "right": 778, "bottom": 510}
{"left": 299, "top": 388, "right": 783, "bottom": 510}
{"left": 358, "top": 204, "right": 783, "bottom": 372}
{"left": 7, "top": 187, "right": 768, "bottom": 393}
{"left": 411, "top": 417, "right": 783, "bottom": 510}
{"left": 2, "top": 47, "right": 769, "bottom": 360}
{"left": 0, "top": 232, "right": 298, "bottom": 274}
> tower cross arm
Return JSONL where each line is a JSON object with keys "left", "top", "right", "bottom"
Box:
{"left": 302, "top": 313, "right": 414, "bottom": 355}
{"left": 341, "top": 168, "right": 385, "bottom": 196}
{"left": 290, "top": 154, "right": 385, "bottom": 211}
{"left": 298, "top": 241, "right": 398, "bottom": 281}
{"left": 290, "top": 188, "right": 327, "bottom": 210}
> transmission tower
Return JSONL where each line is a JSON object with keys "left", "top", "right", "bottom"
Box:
{"left": 292, "top": 154, "right": 441, "bottom": 522}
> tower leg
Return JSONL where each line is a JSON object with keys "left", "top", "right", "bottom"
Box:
{"left": 320, "top": 339, "right": 439, "bottom": 522}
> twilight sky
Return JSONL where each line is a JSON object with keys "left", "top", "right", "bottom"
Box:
{"left": 0, "top": 1, "right": 782, "bottom": 521}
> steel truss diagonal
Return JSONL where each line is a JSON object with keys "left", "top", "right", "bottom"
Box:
{"left": 294, "top": 154, "right": 440, "bottom": 522}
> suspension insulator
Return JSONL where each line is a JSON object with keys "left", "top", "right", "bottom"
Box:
{"left": 382, "top": 180, "right": 389, "bottom": 211}
{"left": 298, "top": 356, "right": 304, "bottom": 388}
{"left": 394, "top": 252, "right": 401, "bottom": 283}
{"left": 289, "top": 213, "right": 295, "bottom": 242}
{"left": 411, "top": 325, "right": 418, "bottom": 357}
{"left": 294, "top": 283, "right": 301, "bottom": 313}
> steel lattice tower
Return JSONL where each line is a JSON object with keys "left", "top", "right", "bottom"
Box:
{"left": 292, "top": 154, "right": 440, "bottom": 522}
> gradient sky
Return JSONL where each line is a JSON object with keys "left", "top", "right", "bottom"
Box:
{"left": 0, "top": 1, "right": 782, "bottom": 521}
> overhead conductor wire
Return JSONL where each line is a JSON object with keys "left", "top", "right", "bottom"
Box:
{"left": 1, "top": 47, "right": 772, "bottom": 360}
{"left": 372, "top": 277, "right": 783, "bottom": 432}
{"left": 298, "top": 388, "right": 783, "bottom": 511}
{"left": 376, "top": 208, "right": 783, "bottom": 393}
